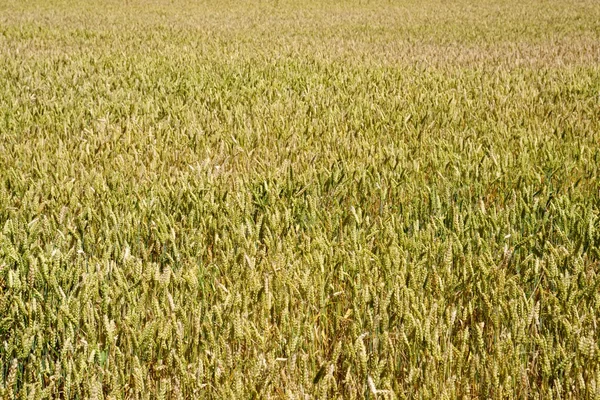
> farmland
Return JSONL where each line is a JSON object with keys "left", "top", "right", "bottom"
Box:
{"left": 0, "top": 0, "right": 599, "bottom": 398}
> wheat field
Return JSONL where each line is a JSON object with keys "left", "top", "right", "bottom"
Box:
{"left": 0, "top": 0, "right": 599, "bottom": 398}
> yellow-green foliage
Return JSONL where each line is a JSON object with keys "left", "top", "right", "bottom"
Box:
{"left": 1, "top": 0, "right": 599, "bottom": 398}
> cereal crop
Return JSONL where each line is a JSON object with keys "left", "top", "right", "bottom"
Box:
{"left": 0, "top": 0, "right": 599, "bottom": 398}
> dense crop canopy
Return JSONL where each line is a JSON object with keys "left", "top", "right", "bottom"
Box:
{"left": 0, "top": 0, "right": 599, "bottom": 398}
